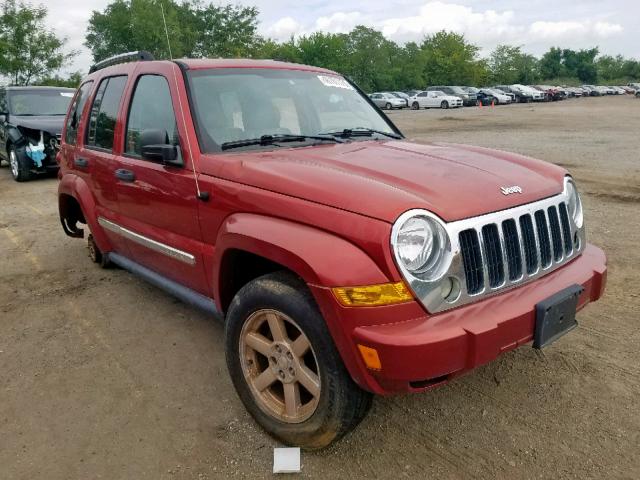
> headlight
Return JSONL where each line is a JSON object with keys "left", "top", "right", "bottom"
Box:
{"left": 565, "top": 178, "right": 583, "bottom": 228}
{"left": 393, "top": 212, "right": 450, "bottom": 278}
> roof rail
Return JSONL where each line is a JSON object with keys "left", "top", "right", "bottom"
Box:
{"left": 89, "top": 51, "right": 155, "bottom": 74}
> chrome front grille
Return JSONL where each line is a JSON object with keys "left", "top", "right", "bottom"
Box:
{"left": 458, "top": 201, "right": 577, "bottom": 298}
{"left": 391, "top": 180, "right": 586, "bottom": 314}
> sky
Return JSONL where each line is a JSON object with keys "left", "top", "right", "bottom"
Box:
{"left": 43, "top": 0, "right": 640, "bottom": 75}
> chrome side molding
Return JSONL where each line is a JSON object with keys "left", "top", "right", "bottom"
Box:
{"left": 98, "top": 217, "right": 196, "bottom": 266}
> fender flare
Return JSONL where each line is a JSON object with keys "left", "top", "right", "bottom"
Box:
{"left": 58, "top": 174, "right": 112, "bottom": 252}
{"left": 213, "top": 213, "right": 389, "bottom": 305}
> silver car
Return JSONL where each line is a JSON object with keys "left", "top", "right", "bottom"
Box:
{"left": 368, "top": 92, "right": 406, "bottom": 109}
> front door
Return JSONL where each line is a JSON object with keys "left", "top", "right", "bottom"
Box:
{"left": 112, "top": 71, "right": 209, "bottom": 295}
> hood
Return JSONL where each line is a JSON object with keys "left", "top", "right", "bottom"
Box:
{"left": 203, "top": 140, "right": 567, "bottom": 223}
{"left": 11, "top": 115, "right": 65, "bottom": 136}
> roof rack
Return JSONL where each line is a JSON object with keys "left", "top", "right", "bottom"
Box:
{"left": 89, "top": 51, "right": 155, "bottom": 74}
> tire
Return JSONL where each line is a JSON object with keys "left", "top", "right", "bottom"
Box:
{"left": 87, "top": 234, "right": 112, "bottom": 268}
{"left": 225, "top": 271, "right": 372, "bottom": 449}
{"left": 411, "top": 101, "right": 420, "bottom": 110}
{"left": 441, "top": 100, "right": 449, "bottom": 109}
{"left": 384, "top": 102, "right": 392, "bottom": 110}
{"left": 8, "top": 145, "right": 31, "bottom": 182}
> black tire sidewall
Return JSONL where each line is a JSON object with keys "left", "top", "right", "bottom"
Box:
{"left": 9, "top": 145, "right": 31, "bottom": 182}
{"left": 225, "top": 272, "right": 368, "bottom": 449}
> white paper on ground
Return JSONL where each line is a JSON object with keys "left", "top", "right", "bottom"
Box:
{"left": 273, "top": 447, "right": 301, "bottom": 473}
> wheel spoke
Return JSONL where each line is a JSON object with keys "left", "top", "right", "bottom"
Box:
{"left": 245, "top": 332, "right": 272, "bottom": 357}
{"left": 283, "top": 382, "right": 301, "bottom": 417}
{"left": 297, "top": 365, "right": 320, "bottom": 397}
{"left": 266, "top": 312, "right": 288, "bottom": 342}
{"left": 291, "top": 334, "right": 310, "bottom": 357}
{"left": 253, "top": 369, "right": 277, "bottom": 392}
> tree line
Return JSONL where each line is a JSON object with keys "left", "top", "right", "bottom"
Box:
{"left": 1, "top": 0, "right": 638, "bottom": 91}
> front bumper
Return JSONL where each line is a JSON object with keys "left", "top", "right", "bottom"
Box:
{"left": 312, "top": 244, "right": 606, "bottom": 395}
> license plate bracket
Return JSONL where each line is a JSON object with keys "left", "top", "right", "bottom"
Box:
{"left": 533, "top": 285, "right": 584, "bottom": 349}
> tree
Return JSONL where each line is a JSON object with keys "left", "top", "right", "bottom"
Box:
{"left": 489, "top": 45, "right": 539, "bottom": 84}
{"left": 539, "top": 47, "right": 563, "bottom": 80}
{"left": 420, "top": 31, "right": 485, "bottom": 86}
{"left": 36, "top": 71, "right": 83, "bottom": 88}
{"left": 85, "top": 0, "right": 261, "bottom": 63}
{"left": 0, "top": 0, "right": 74, "bottom": 85}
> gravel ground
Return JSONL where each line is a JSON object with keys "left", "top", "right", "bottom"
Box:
{"left": 1, "top": 95, "right": 638, "bottom": 479}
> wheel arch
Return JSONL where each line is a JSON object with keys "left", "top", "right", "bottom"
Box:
{"left": 213, "top": 213, "right": 389, "bottom": 314}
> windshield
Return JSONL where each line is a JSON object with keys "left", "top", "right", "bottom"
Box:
{"left": 187, "top": 68, "right": 396, "bottom": 153}
{"left": 449, "top": 86, "right": 466, "bottom": 94}
{"left": 7, "top": 89, "right": 74, "bottom": 116}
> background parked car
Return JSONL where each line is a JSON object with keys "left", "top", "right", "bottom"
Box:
{"left": 410, "top": 90, "right": 463, "bottom": 109}
{"left": 368, "top": 92, "right": 406, "bottom": 109}
{"left": 390, "top": 91, "right": 410, "bottom": 107}
{"left": 426, "top": 86, "right": 477, "bottom": 106}
{"left": 0, "top": 85, "right": 74, "bottom": 181}
{"left": 494, "top": 85, "right": 533, "bottom": 103}
{"left": 479, "top": 88, "right": 512, "bottom": 105}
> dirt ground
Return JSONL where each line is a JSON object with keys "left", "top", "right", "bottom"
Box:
{"left": 1, "top": 96, "right": 638, "bottom": 479}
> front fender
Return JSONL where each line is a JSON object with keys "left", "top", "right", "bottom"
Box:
{"left": 58, "top": 174, "right": 112, "bottom": 252}
{"left": 214, "top": 213, "right": 389, "bottom": 301}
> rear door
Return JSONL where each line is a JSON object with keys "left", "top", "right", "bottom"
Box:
{"left": 0, "top": 88, "right": 7, "bottom": 156}
{"left": 81, "top": 75, "right": 131, "bottom": 254}
{"left": 111, "top": 66, "right": 209, "bottom": 295}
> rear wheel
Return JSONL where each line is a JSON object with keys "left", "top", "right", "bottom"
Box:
{"left": 384, "top": 102, "right": 392, "bottom": 110}
{"left": 225, "top": 272, "right": 372, "bottom": 449}
{"left": 87, "top": 234, "right": 111, "bottom": 268}
{"left": 441, "top": 100, "right": 449, "bottom": 109}
{"left": 9, "top": 145, "right": 31, "bottom": 182}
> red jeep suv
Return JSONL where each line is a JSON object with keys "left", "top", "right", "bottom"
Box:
{"left": 57, "top": 52, "right": 607, "bottom": 448}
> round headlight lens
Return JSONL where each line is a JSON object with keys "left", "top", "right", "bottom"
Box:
{"left": 566, "top": 179, "right": 583, "bottom": 228}
{"left": 395, "top": 215, "right": 448, "bottom": 276}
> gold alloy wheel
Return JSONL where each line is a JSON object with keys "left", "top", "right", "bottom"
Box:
{"left": 239, "top": 309, "right": 321, "bottom": 423}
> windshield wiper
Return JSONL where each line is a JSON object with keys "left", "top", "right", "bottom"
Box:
{"left": 322, "top": 128, "right": 402, "bottom": 140}
{"left": 221, "top": 133, "right": 344, "bottom": 151}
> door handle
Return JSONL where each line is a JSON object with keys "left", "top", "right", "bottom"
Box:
{"left": 115, "top": 169, "right": 135, "bottom": 182}
{"left": 74, "top": 157, "right": 88, "bottom": 168}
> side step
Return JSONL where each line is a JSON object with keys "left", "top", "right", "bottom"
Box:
{"left": 107, "top": 252, "right": 223, "bottom": 321}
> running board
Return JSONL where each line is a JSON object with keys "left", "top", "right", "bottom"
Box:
{"left": 107, "top": 252, "right": 223, "bottom": 321}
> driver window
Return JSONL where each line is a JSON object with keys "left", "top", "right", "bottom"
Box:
{"left": 126, "top": 75, "right": 179, "bottom": 158}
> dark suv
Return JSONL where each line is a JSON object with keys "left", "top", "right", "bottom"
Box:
{"left": 426, "top": 86, "right": 477, "bottom": 106}
{"left": 0, "top": 86, "right": 75, "bottom": 181}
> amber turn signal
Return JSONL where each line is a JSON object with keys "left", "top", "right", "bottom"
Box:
{"left": 332, "top": 282, "right": 413, "bottom": 307}
{"left": 357, "top": 344, "right": 382, "bottom": 370}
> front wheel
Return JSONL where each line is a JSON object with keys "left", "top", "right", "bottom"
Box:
{"left": 225, "top": 272, "right": 372, "bottom": 449}
{"left": 9, "top": 145, "right": 31, "bottom": 182}
{"left": 441, "top": 100, "right": 449, "bottom": 109}
{"left": 411, "top": 101, "right": 420, "bottom": 110}
{"left": 384, "top": 102, "right": 392, "bottom": 110}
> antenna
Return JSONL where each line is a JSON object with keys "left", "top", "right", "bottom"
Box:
{"left": 161, "top": 3, "right": 207, "bottom": 200}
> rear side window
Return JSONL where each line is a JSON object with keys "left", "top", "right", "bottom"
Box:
{"left": 125, "top": 75, "right": 179, "bottom": 157}
{"left": 86, "top": 76, "right": 127, "bottom": 151}
{"left": 65, "top": 81, "right": 93, "bottom": 145}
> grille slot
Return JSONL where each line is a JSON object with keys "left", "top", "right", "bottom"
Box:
{"left": 459, "top": 229, "right": 483, "bottom": 294}
{"left": 502, "top": 219, "right": 522, "bottom": 280}
{"left": 519, "top": 214, "right": 538, "bottom": 274}
{"left": 458, "top": 200, "right": 578, "bottom": 297}
{"left": 558, "top": 202, "right": 573, "bottom": 254}
{"left": 481, "top": 224, "right": 504, "bottom": 288}
{"left": 534, "top": 210, "right": 552, "bottom": 267}
{"left": 547, "top": 205, "right": 563, "bottom": 261}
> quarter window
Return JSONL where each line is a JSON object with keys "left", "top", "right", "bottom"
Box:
{"left": 125, "top": 75, "right": 179, "bottom": 157}
{"left": 86, "top": 76, "right": 127, "bottom": 151}
{"left": 65, "top": 81, "right": 93, "bottom": 145}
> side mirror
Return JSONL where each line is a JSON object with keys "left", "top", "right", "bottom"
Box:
{"left": 139, "top": 129, "right": 183, "bottom": 167}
